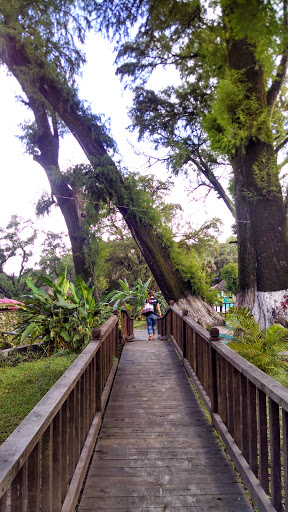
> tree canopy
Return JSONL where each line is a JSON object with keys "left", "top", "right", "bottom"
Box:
{"left": 2, "top": 0, "right": 288, "bottom": 326}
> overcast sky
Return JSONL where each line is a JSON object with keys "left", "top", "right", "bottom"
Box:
{"left": 0, "top": 33, "right": 234, "bottom": 273}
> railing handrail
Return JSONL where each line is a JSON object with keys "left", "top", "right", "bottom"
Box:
{"left": 120, "top": 305, "right": 134, "bottom": 343}
{"left": 168, "top": 305, "right": 288, "bottom": 410}
{"left": 213, "top": 339, "right": 288, "bottom": 410}
{"left": 0, "top": 313, "right": 119, "bottom": 510}
{"left": 0, "top": 338, "right": 101, "bottom": 493}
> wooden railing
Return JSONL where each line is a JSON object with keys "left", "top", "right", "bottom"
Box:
{"left": 0, "top": 312, "right": 119, "bottom": 512}
{"left": 158, "top": 304, "right": 288, "bottom": 512}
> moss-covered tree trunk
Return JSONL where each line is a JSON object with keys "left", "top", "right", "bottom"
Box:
{"left": 227, "top": 31, "right": 288, "bottom": 326}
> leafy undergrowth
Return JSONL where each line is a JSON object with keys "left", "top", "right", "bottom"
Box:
{"left": 0, "top": 351, "right": 77, "bottom": 445}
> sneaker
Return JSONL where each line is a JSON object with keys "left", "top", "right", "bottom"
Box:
{"left": 149, "top": 334, "right": 152, "bottom": 340}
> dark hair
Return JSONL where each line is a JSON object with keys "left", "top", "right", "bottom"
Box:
{"left": 148, "top": 291, "right": 154, "bottom": 297}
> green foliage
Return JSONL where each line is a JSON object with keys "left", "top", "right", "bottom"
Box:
{"left": 203, "top": 71, "right": 271, "bottom": 156}
{"left": 252, "top": 151, "right": 281, "bottom": 197}
{"left": 95, "top": 0, "right": 288, "bottom": 218}
{"left": 101, "top": 277, "right": 167, "bottom": 318}
{"left": 0, "top": 215, "right": 37, "bottom": 299}
{"left": 170, "top": 241, "right": 211, "bottom": 299}
{"left": 37, "top": 232, "right": 75, "bottom": 281}
{"left": 227, "top": 307, "right": 288, "bottom": 375}
{"left": 13, "top": 271, "right": 97, "bottom": 353}
{"left": 101, "top": 277, "right": 153, "bottom": 318}
{"left": 0, "top": 311, "right": 20, "bottom": 350}
{"left": 220, "top": 262, "right": 238, "bottom": 295}
{"left": 35, "top": 192, "right": 56, "bottom": 217}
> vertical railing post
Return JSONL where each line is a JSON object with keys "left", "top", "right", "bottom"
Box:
{"left": 113, "top": 310, "right": 119, "bottom": 359}
{"left": 169, "top": 300, "right": 174, "bottom": 338}
{"left": 92, "top": 327, "right": 102, "bottom": 413}
{"left": 182, "top": 309, "right": 188, "bottom": 359}
{"left": 209, "top": 327, "right": 220, "bottom": 414}
{"left": 120, "top": 301, "right": 126, "bottom": 344}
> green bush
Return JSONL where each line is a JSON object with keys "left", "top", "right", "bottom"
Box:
{"left": 13, "top": 271, "right": 97, "bottom": 353}
{"left": 227, "top": 307, "right": 288, "bottom": 375}
{"left": 220, "top": 262, "right": 238, "bottom": 295}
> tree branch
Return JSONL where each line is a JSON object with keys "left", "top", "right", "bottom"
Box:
{"left": 276, "top": 134, "right": 288, "bottom": 154}
{"left": 267, "top": 0, "right": 288, "bottom": 113}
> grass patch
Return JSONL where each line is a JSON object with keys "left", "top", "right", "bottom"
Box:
{"left": 0, "top": 351, "right": 78, "bottom": 445}
{"left": 133, "top": 320, "right": 147, "bottom": 329}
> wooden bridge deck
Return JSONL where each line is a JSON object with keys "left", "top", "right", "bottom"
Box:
{"left": 78, "top": 330, "right": 254, "bottom": 511}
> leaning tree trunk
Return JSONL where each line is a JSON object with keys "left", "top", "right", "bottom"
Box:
{"left": 227, "top": 29, "right": 288, "bottom": 327}
{"left": 118, "top": 208, "right": 223, "bottom": 327}
{"left": 0, "top": 35, "right": 224, "bottom": 327}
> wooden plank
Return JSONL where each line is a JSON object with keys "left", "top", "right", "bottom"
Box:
{"left": 27, "top": 442, "right": 40, "bottom": 511}
{"left": 233, "top": 368, "right": 241, "bottom": 448}
{"left": 248, "top": 380, "right": 258, "bottom": 477}
{"left": 240, "top": 373, "right": 249, "bottom": 462}
{"left": 0, "top": 491, "right": 7, "bottom": 512}
{"left": 52, "top": 409, "right": 62, "bottom": 511}
{"left": 41, "top": 424, "right": 53, "bottom": 512}
{"left": 79, "top": 494, "right": 251, "bottom": 509}
{"left": 257, "top": 388, "right": 269, "bottom": 494}
{"left": 269, "top": 398, "right": 282, "bottom": 512}
{"left": 11, "top": 463, "right": 25, "bottom": 512}
{"left": 283, "top": 409, "right": 288, "bottom": 512}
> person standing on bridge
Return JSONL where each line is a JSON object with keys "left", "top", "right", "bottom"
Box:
{"left": 142, "top": 291, "right": 161, "bottom": 340}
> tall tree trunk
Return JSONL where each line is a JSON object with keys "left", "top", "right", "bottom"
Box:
{"left": 226, "top": 30, "right": 288, "bottom": 326}
{"left": 21, "top": 93, "right": 93, "bottom": 282}
{"left": 0, "top": 35, "right": 224, "bottom": 327}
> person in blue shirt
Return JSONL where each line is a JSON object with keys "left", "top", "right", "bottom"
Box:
{"left": 145, "top": 291, "right": 162, "bottom": 340}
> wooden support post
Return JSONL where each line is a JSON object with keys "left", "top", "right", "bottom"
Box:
{"left": 113, "top": 310, "right": 119, "bottom": 359}
{"left": 169, "top": 300, "right": 174, "bottom": 337}
{"left": 92, "top": 328, "right": 103, "bottom": 413}
{"left": 27, "top": 442, "right": 40, "bottom": 511}
{"left": 41, "top": 424, "right": 53, "bottom": 512}
{"left": 182, "top": 309, "right": 188, "bottom": 359}
{"left": 120, "top": 302, "right": 126, "bottom": 344}
{"left": 209, "top": 328, "right": 220, "bottom": 413}
{"left": 52, "top": 410, "right": 62, "bottom": 512}
{"left": 269, "top": 398, "right": 282, "bottom": 512}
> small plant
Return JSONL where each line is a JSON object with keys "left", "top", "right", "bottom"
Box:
{"left": 227, "top": 307, "right": 288, "bottom": 375}
{"left": 101, "top": 277, "right": 154, "bottom": 318}
{"left": 13, "top": 271, "right": 97, "bottom": 353}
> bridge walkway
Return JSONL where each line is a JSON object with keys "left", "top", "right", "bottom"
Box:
{"left": 78, "top": 330, "right": 254, "bottom": 511}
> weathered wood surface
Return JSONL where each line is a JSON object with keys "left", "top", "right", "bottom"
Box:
{"left": 78, "top": 331, "right": 254, "bottom": 511}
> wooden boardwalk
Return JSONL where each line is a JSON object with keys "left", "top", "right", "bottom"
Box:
{"left": 78, "top": 330, "right": 254, "bottom": 511}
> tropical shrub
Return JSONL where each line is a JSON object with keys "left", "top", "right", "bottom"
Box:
{"left": 101, "top": 277, "right": 167, "bottom": 318}
{"left": 220, "top": 262, "right": 238, "bottom": 295}
{"left": 227, "top": 307, "right": 288, "bottom": 375}
{"left": 13, "top": 271, "right": 97, "bottom": 353}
